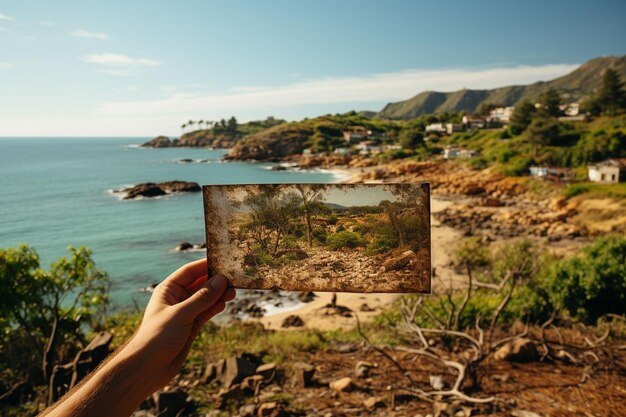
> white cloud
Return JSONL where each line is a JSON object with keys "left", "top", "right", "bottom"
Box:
{"left": 0, "top": 62, "right": 11, "bottom": 69}
{"left": 82, "top": 53, "right": 160, "bottom": 67}
{"left": 97, "top": 63, "right": 578, "bottom": 119}
{"left": 0, "top": 63, "right": 580, "bottom": 136}
{"left": 0, "top": 13, "right": 13, "bottom": 21}
{"left": 70, "top": 29, "right": 109, "bottom": 40}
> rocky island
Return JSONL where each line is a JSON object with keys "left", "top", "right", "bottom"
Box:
{"left": 117, "top": 181, "right": 201, "bottom": 199}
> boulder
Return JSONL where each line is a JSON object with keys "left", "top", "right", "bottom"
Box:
{"left": 177, "top": 241, "right": 193, "bottom": 251}
{"left": 494, "top": 338, "right": 539, "bottom": 362}
{"left": 292, "top": 362, "right": 315, "bottom": 387}
{"left": 154, "top": 388, "right": 188, "bottom": 417}
{"left": 359, "top": 303, "right": 375, "bottom": 312}
{"left": 382, "top": 250, "right": 416, "bottom": 271}
{"left": 222, "top": 354, "right": 261, "bottom": 388}
{"left": 49, "top": 331, "right": 113, "bottom": 403}
{"left": 281, "top": 315, "right": 304, "bottom": 328}
{"left": 329, "top": 377, "right": 353, "bottom": 392}
{"left": 215, "top": 385, "right": 244, "bottom": 409}
{"left": 297, "top": 291, "right": 316, "bottom": 303}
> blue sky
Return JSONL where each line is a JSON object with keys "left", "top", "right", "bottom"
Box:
{"left": 1, "top": 0, "right": 625, "bottom": 136}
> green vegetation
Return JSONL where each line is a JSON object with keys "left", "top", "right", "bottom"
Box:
{"left": 544, "top": 236, "right": 626, "bottom": 322}
{"left": 563, "top": 182, "right": 626, "bottom": 198}
{"left": 0, "top": 245, "right": 109, "bottom": 391}
{"left": 326, "top": 230, "right": 365, "bottom": 250}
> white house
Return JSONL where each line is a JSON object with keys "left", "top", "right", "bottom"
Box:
{"left": 357, "top": 142, "right": 383, "bottom": 155}
{"left": 588, "top": 159, "right": 626, "bottom": 183}
{"left": 444, "top": 147, "right": 478, "bottom": 159}
{"left": 383, "top": 144, "right": 402, "bottom": 151}
{"left": 446, "top": 123, "right": 464, "bottom": 134}
{"left": 560, "top": 103, "right": 580, "bottom": 116}
{"left": 488, "top": 107, "right": 515, "bottom": 123}
{"left": 425, "top": 123, "right": 447, "bottom": 134}
{"left": 530, "top": 166, "right": 569, "bottom": 180}
{"left": 462, "top": 116, "right": 486, "bottom": 130}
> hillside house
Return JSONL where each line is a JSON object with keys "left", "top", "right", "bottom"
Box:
{"left": 588, "top": 159, "right": 626, "bottom": 183}
{"left": 357, "top": 141, "right": 383, "bottom": 155}
{"left": 444, "top": 147, "right": 478, "bottom": 159}
{"left": 343, "top": 128, "right": 385, "bottom": 144}
{"left": 488, "top": 107, "right": 515, "bottom": 123}
{"left": 425, "top": 123, "right": 447, "bottom": 134}
{"left": 446, "top": 123, "right": 464, "bottom": 134}
{"left": 530, "top": 166, "right": 571, "bottom": 181}
{"left": 560, "top": 102, "right": 580, "bottom": 116}
{"left": 462, "top": 116, "right": 486, "bottom": 130}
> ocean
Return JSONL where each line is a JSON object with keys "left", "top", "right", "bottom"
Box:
{"left": 0, "top": 137, "right": 340, "bottom": 308}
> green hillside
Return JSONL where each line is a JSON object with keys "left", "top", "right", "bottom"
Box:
{"left": 377, "top": 55, "right": 626, "bottom": 119}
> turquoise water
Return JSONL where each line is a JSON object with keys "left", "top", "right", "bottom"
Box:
{"left": 0, "top": 138, "right": 338, "bottom": 308}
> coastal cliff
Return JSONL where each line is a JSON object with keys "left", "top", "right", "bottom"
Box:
{"left": 142, "top": 130, "right": 237, "bottom": 148}
{"left": 223, "top": 123, "right": 314, "bottom": 161}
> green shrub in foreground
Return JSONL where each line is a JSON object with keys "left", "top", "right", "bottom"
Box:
{"left": 326, "top": 230, "right": 365, "bottom": 251}
{"left": 544, "top": 236, "right": 626, "bottom": 323}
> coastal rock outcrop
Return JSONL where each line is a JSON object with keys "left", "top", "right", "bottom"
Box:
{"left": 120, "top": 181, "right": 201, "bottom": 199}
{"left": 142, "top": 135, "right": 176, "bottom": 148}
{"left": 224, "top": 124, "right": 313, "bottom": 161}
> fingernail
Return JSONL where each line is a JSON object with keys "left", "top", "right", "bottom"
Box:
{"left": 210, "top": 275, "right": 226, "bottom": 290}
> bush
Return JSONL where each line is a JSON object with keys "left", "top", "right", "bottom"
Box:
{"left": 563, "top": 183, "right": 591, "bottom": 198}
{"left": 326, "top": 230, "right": 365, "bottom": 251}
{"left": 501, "top": 156, "right": 535, "bottom": 176}
{"left": 543, "top": 236, "right": 626, "bottom": 323}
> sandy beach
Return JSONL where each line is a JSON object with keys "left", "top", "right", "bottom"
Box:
{"left": 245, "top": 167, "right": 465, "bottom": 330}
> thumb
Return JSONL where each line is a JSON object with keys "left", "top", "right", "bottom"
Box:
{"left": 177, "top": 275, "right": 228, "bottom": 319}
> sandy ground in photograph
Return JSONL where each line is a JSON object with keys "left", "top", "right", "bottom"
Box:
{"left": 249, "top": 194, "right": 465, "bottom": 330}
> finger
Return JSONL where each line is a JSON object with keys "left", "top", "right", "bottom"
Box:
{"left": 176, "top": 275, "right": 227, "bottom": 319}
{"left": 165, "top": 258, "right": 209, "bottom": 289}
{"left": 187, "top": 275, "right": 208, "bottom": 293}
{"left": 222, "top": 287, "right": 236, "bottom": 302}
{"left": 196, "top": 299, "right": 226, "bottom": 326}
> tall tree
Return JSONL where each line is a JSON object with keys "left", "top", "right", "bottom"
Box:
{"left": 527, "top": 115, "right": 559, "bottom": 157}
{"left": 593, "top": 68, "right": 626, "bottom": 116}
{"left": 509, "top": 100, "right": 536, "bottom": 135}
{"left": 538, "top": 87, "right": 562, "bottom": 117}
{"left": 227, "top": 116, "right": 238, "bottom": 137}
{"left": 295, "top": 184, "right": 330, "bottom": 247}
{"left": 398, "top": 128, "right": 424, "bottom": 149}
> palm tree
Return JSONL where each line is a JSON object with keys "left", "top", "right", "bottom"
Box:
{"left": 198, "top": 119, "right": 204, "bottom": 130}
{"left": 187, "top": 119, "right": 195, "bottom": 132}
{"left": 180, "top": 123, "right": 186, "bottom": 135}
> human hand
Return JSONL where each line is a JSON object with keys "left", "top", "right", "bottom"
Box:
{"left": 126, "top": 258, "right": 235, "bottom": 393}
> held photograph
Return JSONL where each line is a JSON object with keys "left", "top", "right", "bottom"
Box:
{"left": 203, "top": 183, "right": 431, "bottom": 293}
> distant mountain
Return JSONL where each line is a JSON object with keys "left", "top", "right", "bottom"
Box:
{"left": 376, "top": 55, "right": 626, "bottom": 119}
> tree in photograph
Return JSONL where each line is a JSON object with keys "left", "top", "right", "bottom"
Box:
{"left": 527, "top": 115, "right": 559, "bottom": 156}
{"left": 538, "top": 87, "right": 562, "bottom": 117}
{"left": 477, "top": 102, "right": 500, "bottom": 116}
{"left": 180, "top": 123, "right": 187, "bottom": 135}
{"left": 295, "top": 184, "right": 331, "bottom": 247}
{"left": 242, "top": 188, "right": 301, "bottom": 254}
{"left": 0, "top": 245, "right": 109, "bottom": 390}
{"left": 509, "top": 100, "right": 536, "bottom": 135}
{"left": 589, "top": 68, "right": 626, "bottom": 116}
{"left": 398, "top": 128, "right": 424, "bottom": 150}
{"left": 187, "top": 119, "right": 195, "bottom": 131}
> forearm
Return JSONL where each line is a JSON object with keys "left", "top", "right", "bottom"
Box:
{"left": 42, "top": 339, "right": 155, "bottom": 417}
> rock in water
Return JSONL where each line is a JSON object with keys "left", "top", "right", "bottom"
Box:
{"left": 122, "top": 181, "right": 201, "bottom": 199}
{"left": 177, "top": 241, "right": 193, "bottom": 251}
{"left": 142, "top": 135, "right": 172, "bottom": 148}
